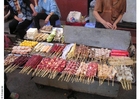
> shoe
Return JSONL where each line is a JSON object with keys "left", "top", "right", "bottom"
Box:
{"left": 9, "top": 92, "right": 19, "bottom": 99}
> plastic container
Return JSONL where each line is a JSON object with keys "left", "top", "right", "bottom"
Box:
{"left": 66, "top": 22, "right": 86, "bottom": 26}
{"left": 84, "top": 22, "right": 95, "bottom": 28}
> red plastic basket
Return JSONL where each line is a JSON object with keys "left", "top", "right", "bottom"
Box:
{"left": 66, "top": 22, "right": 86, "bottom": 26}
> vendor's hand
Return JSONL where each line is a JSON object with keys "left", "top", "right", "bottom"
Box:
{"left": 103, "top": 21, "right": 113, "bottom": 29}
{"left": 32, "top": 11, "right": 37, "bottom": 16}
{"left": 112, "top": 23, "right": 117, "bottom": 30}
{"left": 14, "top": 16, "right": 23, "bottom": 22}
{"left": 44, "top": 17, "right": 49, "bottom": 24}
{"left": 16, "top": 17, "right": 23, "bottom": 22}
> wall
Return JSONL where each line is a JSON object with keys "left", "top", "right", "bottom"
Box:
{"left": 122, "top": 0, "right": 136, "bottom": 23}
{"left": 30, "top": 0, "right": 88, "bottom": 21}
{"left": 56, "top": 0, "right": 88, "bottom": 21}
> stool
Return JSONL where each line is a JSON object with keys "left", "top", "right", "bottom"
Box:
{"left": 84, "top": 22, "right": 95, "bottom": 28}
{"left": 46, "top": 19, "right": 61, "bottom": 27}
{"left": 27, "top": 22, "right": 35, "bottom": 30}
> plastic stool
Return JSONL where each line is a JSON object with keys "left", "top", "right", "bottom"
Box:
{"left": 27, "top": 22, "right": 35, "bottom": 29}
{"left": 46, "top": 19, "right": 61, "bottom": 27}
{"left": 84, "top": 22, "right": 95, "bottom": 28}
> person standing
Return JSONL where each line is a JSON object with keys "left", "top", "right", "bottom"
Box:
{"left": 6, "top": 0, "right": 37, "bottom": 39}
{"left": 93, "top": 0, "right": 126, "bottom": 30}
{"left": 33, "top": 0, "right": 61, "bottom": 30}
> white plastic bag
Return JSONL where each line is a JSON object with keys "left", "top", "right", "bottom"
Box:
{"left": 67, "top": 11, "right": 82, "bottom": 23}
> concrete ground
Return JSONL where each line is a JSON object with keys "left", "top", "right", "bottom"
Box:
{"left": 4, "top": 20, "right": 137, "bottom": 99}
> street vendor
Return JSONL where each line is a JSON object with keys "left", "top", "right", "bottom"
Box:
{"left": 93, "top": 0, "right": 126, "bottom": 30}
{"left": 6, "top": 0, "right": 37, "bottom": 39}
{"left": 33, "top": 0, "right": 61, "bottom": 30}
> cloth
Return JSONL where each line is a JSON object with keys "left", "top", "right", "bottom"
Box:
{"left": 7, "top": 0, "right": 33, "bottom": 20}
{"left": 94, "top": 0, "right": 126, "bottom": 24}
{"left": 37, "top": 0, "right": 61, "bottom": 18}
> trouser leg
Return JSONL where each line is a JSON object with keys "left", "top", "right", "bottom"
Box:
{"left": 9, "top": 19, "right": 19, "bottom": 34}
{"left": 49, "top": 14, "right": 59, "bottom": 27}
{"left": 16, "top": 19, "right": 32, "bottom": 39}
{"left": 34, "top": 13, "right": 47, "bottom": 30}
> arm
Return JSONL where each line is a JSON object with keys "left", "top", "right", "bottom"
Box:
{"left": 4, "top": 10, "right": 10, "bottom": 20}
{"left": 112, "top": 14, "right": 124, "bottom": 30}
{"left": 44, "top": 0, "right": 56, "bottom": 23}
{"left": 45, "top": 12, "right": 54, "bottom": 23}
{"left": 8, "top": 5, "right": 22, "bottom": 22}
{"left": 34, "top": 0, "right": 38, "bottom": 7}
{"left": 93, "top": 10, "right": 113, "bottom": 29}
{"left": 23, "top": 0, "right": 37, "bottom": 16}
{"left": 30, "top": 3, "right": 37, "bottom": 16}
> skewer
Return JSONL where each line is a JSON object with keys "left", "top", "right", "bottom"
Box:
{"left": 41, "top": 70, "right": 48, "bottom": 77}
{"left": 58, "top": 73, "right": 65, "bottom": 81}
{"left": 27, "top": 68, "right": 33, "bottom": 75}
{"left": 130, "top": 81, "right": 132, "bottom": 90}
{"left": 112, "top": 78, "right": 114, "bottom": 86}
{"left": 32, "top": 68, "right": 38, "bottom": 76}
{"left": 108, "top": 78, "right": 110, "bottom": 85}
{"left": 61, "top": 74, "right": 65, "bottom": 82}
{"left": 120, "top": 79, "right": 125, "bottom": 89}
{"left": 53, "top": 71, "right": 59, "bottom": 79}
{"left": 39, "top": 70, "right": 45, "bottom": 77}
{"left": 10, "top": 66, "right": 18, "bottom": 73}
{"left": 127, "top": 81, "right": 129, "bottom": 90}
{"left": 42, "top": 70, "right": 50, "bottom": 77}
{"left": 91, "top": 77, "right": 94, "bottom": 83}
{"left": 4, "top": 64, "right": 13, "bottom": 72}
{"left": 63, "top": 74, "right": 68, "bottom": 81}
{"left": 36, "top": 69, "right": 42, "bottom": 76}
{"left": 6, "top": 65, "right": 15, "bottom": 73}
{"left": 66, "top": 74, "right": 71, "bottom": 82}
{"left": 123, "top": 79, "right": 127, "bottom": 90}
{"left": 71, "top": 75, "right": 75, "bottom": 83}
{"left": 25, "top": 67, "right": 31, "bottom": 73}
{"left": 22, "top": 66, "right": 30, "bottom": 73}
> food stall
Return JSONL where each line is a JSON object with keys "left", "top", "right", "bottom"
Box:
{"left": 4, "top": 25, "right": 136, "bottom": 98}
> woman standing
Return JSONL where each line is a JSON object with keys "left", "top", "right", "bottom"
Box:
{"left": 33, "top": 0, "right": 61, "bottom": 30}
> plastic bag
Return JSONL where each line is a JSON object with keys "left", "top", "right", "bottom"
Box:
{"left": 67, "top": 11, "right": 82, "bottom": 23}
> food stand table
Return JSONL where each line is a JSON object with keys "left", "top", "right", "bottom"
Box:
{"left": 32, "top": 25, "right": 133, "bottom": 98}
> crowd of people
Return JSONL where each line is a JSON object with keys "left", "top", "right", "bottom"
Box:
{"left": 4, "top": 0, "right": 61, "bottom": 39}
{"left": 4, "top": 0, "right": 126, "bottom": 99}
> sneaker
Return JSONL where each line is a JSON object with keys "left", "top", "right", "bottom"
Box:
{"left": 9, "top": 92, "right": 19, "bottom": 99}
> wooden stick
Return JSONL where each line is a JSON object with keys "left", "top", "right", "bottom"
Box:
{"left": 123, "top": 79, "right": 127, "bottom": 90}
{"left": 10, "top": 66, "right": 18, "bottom": 73}
{"left": 41, "top": 70, "right": 47, "bottom": 77}
{"left": 58, "top": 73, "right": 65, "bottom": 81}
{"left": 36, "top": 69, "right": 42, "bottom": 76}
{"left": 27, "top": 68, "right": 33, "bottom": 75}
{"left": 130, "top": 81, "right": 132, "bottom": 90}
{"left": 120, "top": 80, "right": 125, "bottom": 89}
{"left": 43, "top": 70, "right": 49, "bottom": 77}
{"left": 127, "top": 81, "right": 129, "bottom": 90}
{"left": 4, "top": 64, "right": 13, "bottom": 72}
